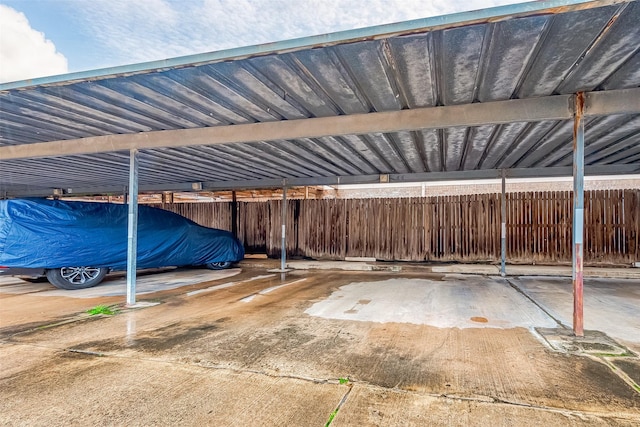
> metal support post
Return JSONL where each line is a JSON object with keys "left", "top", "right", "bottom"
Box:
{"left": 281, "top": 184, "right": 287, "bottom": 272}
{"left": 501, "top": 169, "right": 507, "bottom": 277}
{"left": 572, "top": 93, "right": 585, "bottom": 337}
{"left": 126, "top": 149, "right": 139, "bottom": 306}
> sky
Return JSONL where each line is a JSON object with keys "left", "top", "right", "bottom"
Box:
{"left": 0, "top": 0, "right": 521, "bottom": 84}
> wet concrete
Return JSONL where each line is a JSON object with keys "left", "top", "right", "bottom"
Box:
{"left": 304, "top": 275, "right": 558, "bottom": 329}
{"left": 1, "top": 268, "right": 639, "bottom": 426}
{"left": 512, "top": 276, "right": 640, "bottom": 353}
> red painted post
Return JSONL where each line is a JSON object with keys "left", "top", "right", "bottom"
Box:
{"left": 572, "top": 93, "right": 585, "bottom": 337}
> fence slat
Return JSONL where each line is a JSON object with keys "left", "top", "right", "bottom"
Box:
{"left": 158, "top": 189, "right": 639, "bottom": 265}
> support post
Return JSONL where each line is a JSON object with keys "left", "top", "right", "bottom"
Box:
{"left": 572, "top": 93, "right": 585, "bottom": 337}
{"left": 162, "top": 191, "right": 173, "bottom": 207}
{"left": 126, "top": 149, "right": 139, "bottom": 306}
{"left": 501, "top": 169, "right": 507, "bottom": 277}
{"left": 231, "top": 191, "right": 238, "bottom": 238}
{"left": 281, "top": 184, "right": 287, "bottom": 272}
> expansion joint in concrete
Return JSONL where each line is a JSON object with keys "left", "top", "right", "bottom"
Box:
{"left": 587, "top": 354, "right": 640, "bottom": 396}
{"left": 325, "top": 383, "right": 353, "bottom": 426}
{"left": 505, "top": 278, "right": 568, "bottom": 329}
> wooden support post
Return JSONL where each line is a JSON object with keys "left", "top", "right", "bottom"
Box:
{"left": 231, "top": 191, "right": 238, "bottom": 238}
{"left": 161, "top": 192, "right": 173, "bottom": 206}
{"left": 281, "top": 184, "right": 287, "bottom": 271}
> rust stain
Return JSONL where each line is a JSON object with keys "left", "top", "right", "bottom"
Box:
{"left": 573, "top": 91, "right": 585, "bottom": 149}
{"left": 532, "top": 0, "right": 626, "bottom": 16}
{"left": 470, "top": 316, "right": 488, "bottom": 323}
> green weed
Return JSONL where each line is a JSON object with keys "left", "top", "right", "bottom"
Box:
{"left": 325, "top": 409, "right": 338, "bottom": 427}
{"left": 595, "top": 353, "right": 633, "bottom": 358}
{"left": 87, "top": 305, "right": 117, "bottom": 316}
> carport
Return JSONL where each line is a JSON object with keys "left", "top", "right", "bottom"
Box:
{"left": 1, "top": 0, "right": 639, "bottom": 337}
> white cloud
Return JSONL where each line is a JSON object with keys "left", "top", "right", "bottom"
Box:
{"left": 72, "top": 0, "right": 515, "bottom": 69}
{"left": 0, "top": 5, "right": 68, "bottom": 83}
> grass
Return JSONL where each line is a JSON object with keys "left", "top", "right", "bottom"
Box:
{"left": 594, "top": 352, "right": 633, "bottom": 358}
{"left": 325, "top": 377, "right": 351, "bottom": 426}
{"left": 325, "top": 409, "right": 338, "bottom": 427}
{"left": 87, "top": 305, "right": 118, "bottom": 316}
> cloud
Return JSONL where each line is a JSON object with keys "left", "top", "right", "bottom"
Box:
{"left": 71, "top": 0, "right": 515, "bottom": 69}
{"left": 0, "top": 5, "right": 68, "bottom": 83}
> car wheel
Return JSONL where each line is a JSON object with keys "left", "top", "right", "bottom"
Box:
{"left": 206, "top": 261, "right": 232, "bottom": 270}
{"left": 45, "top": 267, "right": 108, "bottom": 290}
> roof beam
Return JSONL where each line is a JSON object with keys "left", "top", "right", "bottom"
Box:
{"left": 1, "top": 94, "right": 574, "bottom": 160}
{"left": 584, "top": 88, "right": 640, "bottom": 116}
{"left": 3, "top": 164, "right": 638, "bottom": 198}
{"left": 1, "top": 88, "right": 638, "bottom": 162}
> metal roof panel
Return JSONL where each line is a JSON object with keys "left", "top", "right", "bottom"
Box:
{"left": 1, "top": 0, "right": 638, "bottom": 196}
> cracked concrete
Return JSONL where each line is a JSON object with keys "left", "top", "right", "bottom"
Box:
{"left": 1, "top": 267, "right": 639, "bottom": 426}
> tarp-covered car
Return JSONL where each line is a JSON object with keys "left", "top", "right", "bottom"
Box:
{"left": 0, "top": 199, "right": 244, "bottom": 289}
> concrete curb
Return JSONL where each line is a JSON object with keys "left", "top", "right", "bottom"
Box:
{"left": 239, "top": 259, "right": 640, "bottom": 280}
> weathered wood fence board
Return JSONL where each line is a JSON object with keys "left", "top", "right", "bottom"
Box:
{"left": 157, "top": 189, "right": 640, "bottom": 265}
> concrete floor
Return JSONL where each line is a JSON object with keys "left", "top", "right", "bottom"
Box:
{"left": 1, "top": 267, "right": 639, "bottom": 426}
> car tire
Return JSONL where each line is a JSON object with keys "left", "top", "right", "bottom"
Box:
{"left": 46, "top": 267, "right": 108, "bottom": 290}
{"left": 206, "top": 261, "right": 232, "bottom": 270}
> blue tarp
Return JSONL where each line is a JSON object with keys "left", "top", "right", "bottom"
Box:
{"left": 0, "top": 199, "right": 244, "bottom": 270}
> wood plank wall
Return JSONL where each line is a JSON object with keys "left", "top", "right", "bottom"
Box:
{"left": 157, "top": 189, "right": 640, "bottom": 265}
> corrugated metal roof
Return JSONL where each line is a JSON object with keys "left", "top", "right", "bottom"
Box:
{"left": 1, "top": 0, "right": 639, "bottom": 196}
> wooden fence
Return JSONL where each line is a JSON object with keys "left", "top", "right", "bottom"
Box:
{"left": 158, "top": 189, "right": 639, "bottom": 265}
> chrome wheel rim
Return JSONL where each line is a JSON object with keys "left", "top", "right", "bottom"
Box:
{"left": 209, "top": 261, "right": 230, "bottom": 268}
{"left": 60, "top": 267, "right": 101, "bottom": 284}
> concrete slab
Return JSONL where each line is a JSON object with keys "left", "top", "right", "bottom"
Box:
{"left": 613, "top": 359, "right": 640, "bottom": 386}
{"left": 2, "top": 268, "right": 639, "bottom": 425}
{"left": 336, "top": 384, "right": 640, "bottom": 426}
{"left": 125, "top": 301, "right": 161, "bottom": 309}
{"left": 511, "top": 276, "right": 640, "bottom": 352}
{"left": 345, "top": 257, "right": 377, "bottom": 262}
{"left": 432, "top": 264, "right": 499, "bottom": 275}
{"left": 305, "top": 275, "right": 558, "bottom": 330}
{"left": 0, "top": 268, "right": 242, "bottom": 298}
{"left": 0, "top": 345, "right": 345, "bottom": 427}
{"left": 432, "top": 264, "right": 640, "bottom": 279}
{"left": 537, "top": 328, "right": 633, "bottom": 356}
{"left": 240, "top": 278, "right": 307, "bottom": 303}
{"left": 289, "top": 260, "right": 376, "bottom": 271}
{"left": 253, "top": 259, "right": 640, "bottom": 279}
{"left": 186, "top": 274, "right": 275, "bottom": 296}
